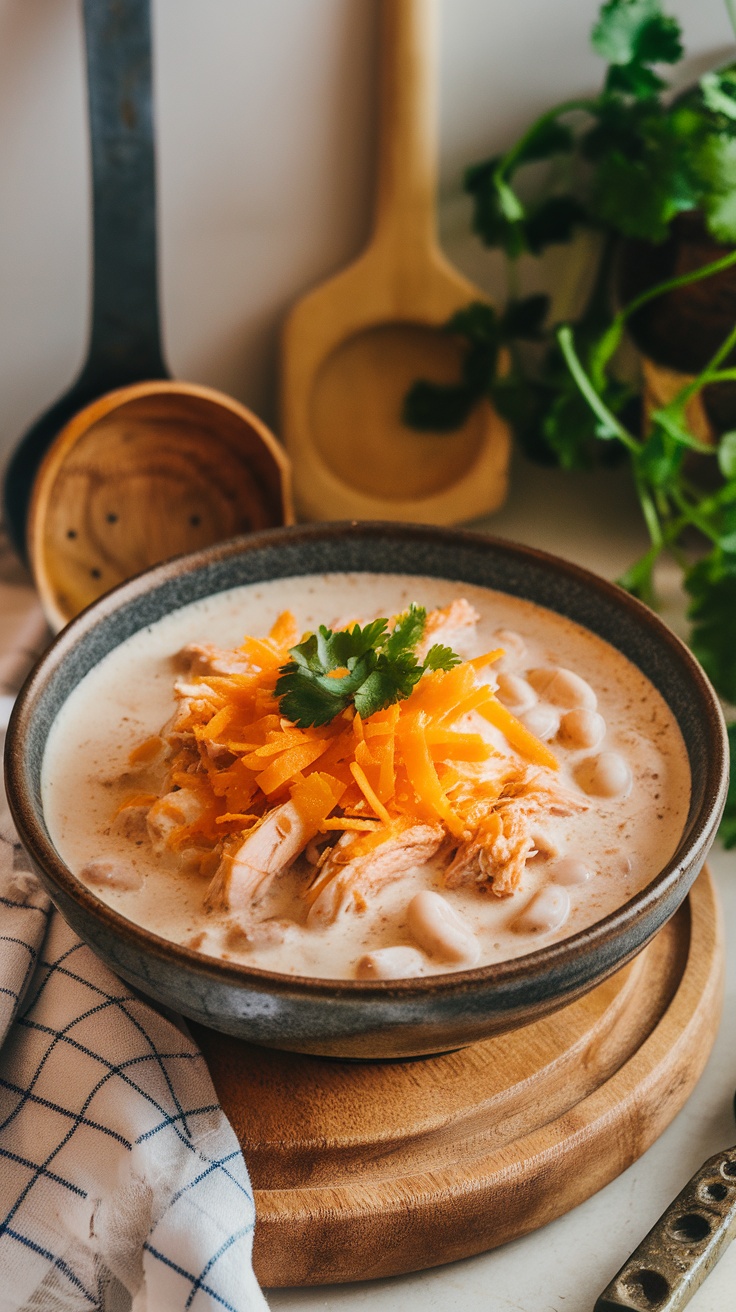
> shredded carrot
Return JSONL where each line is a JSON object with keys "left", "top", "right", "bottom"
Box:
{"left": 468, "top": 648, "right": 505, "bottom": 670}
{"left": 268, "top": 610, "right": 298, "bottom": 651}
{"left": 238, "top": 637, "right": 284, "bottom": 670}
{"left": 256, "top": 740, "right": 331, "bottom": 796}
{"left": 290, "top": 772, "right": 346, "bottom": 830}
{"left": 128, "top": 736, "right": 163, "bottom": 765}
{"left": 424, "top": 727, "right": 493, "bottom": 762}
{"left": 198, "top": 704, "right": 236, "bottom": 742}
{"left": 349, "top": 762, "right": 393, "bottom": 826}
{"left": 478, "top": 697, "right": 559, "bottom": 770}
{"left": 397, "top": 714, "right": 465, "bottom": 838}
{"left": 127, "top": 605, "right": 559, "bottom": 869}
{"left": 320, "top": 817, "right": 381, "bottom": 832}
{"left": 115, "top": 792, "right": 159, "bottom": 816}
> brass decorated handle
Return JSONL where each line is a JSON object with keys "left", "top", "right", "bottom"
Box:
{"left": 594, "top": 1147, "right": 736, "bottom": 1311}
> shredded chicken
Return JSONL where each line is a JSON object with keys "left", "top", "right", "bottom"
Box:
{"left": 222, "top": 917, "right": 297, "bottom": 951}
{"left": 204, "top": 799, "right": 311, "bottom": 914}
{"left": 147, "top": 787, "right": 205, "bottom": 855}
{"left": 445, "top": 806, "right": 533, "bottom": 897}
{"left": 175, "top": 643, "right": 255, "bottom": 678}
{"left": 445, "top": 773, "right": 588, "bottom": 897}
{"left": 307, "top": 823, "right": 445, "bottom": 926}
{"left": 416, "top": 599, "right": 480, "bottom": 659}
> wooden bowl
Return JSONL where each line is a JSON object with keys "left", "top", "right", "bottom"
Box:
{"left": 28, "top": 380, "right": 293, "bottom": 631}
{"left": 4, "top": 524, "right": 728, "bottom": 1058}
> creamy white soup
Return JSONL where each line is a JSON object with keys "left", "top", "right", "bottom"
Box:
{"left": 42, "top": 573, "right": 691, "bottom": 979}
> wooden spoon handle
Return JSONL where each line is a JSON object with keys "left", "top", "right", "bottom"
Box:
{"left": 80, "top": 0, "right": 168, "bottom": 389}
{"left": 373, "top": 0, "right": 438, "bottom": 252}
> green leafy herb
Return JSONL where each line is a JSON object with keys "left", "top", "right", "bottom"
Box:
{"left": 435, "top": 0, "right": 736, "bottom": 273}
{"left": 275, "top": 605, "right": 461, "bottom": 728}
{"left": 402, "top": 0, "right": 736, "bottom": 844}
{"left": 552, "top": 279, "right": 736, "bottom": 832}
{"left": 592, "top": 0, "right": 683, "bottom": 96}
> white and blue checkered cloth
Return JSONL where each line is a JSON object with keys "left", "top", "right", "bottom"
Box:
{"left": 0, "top": 538, "right": 268, "bottom": 1311}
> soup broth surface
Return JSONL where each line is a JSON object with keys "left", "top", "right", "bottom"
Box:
{"left": 42, "top": 572, "right": 691, "bottom": 979}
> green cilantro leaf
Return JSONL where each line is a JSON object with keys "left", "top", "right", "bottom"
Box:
{"left": 382, "top": 604, "right": 427, "bottom": 660}
{"left": 689, "top": 131, "right": 736, "bottom": 243}
{"left": 635, "top": 425, "right": 684, "bottom": 488}
{"left": 591, "top": 0, "right": 682, "bottom": 73}
{"left": 500, "top": 295, "right": 550, "bottom": 340}
{"left": 275, "top": 608, "right": 461, "bottom": 728}
{"left": 718, "top": 432, "right": 736, "bottom": 480}
{"left": 513, "top": 119, "right": 575, "bottom": 166}
{"left": 423, "top": 644, "right": 462, "bottom": 672}
{"left": 353, "top": 654, "right": 422, "bottom": 719}
{"left": 401, "top": 381, "right": 479, "bottom": 432}
{"left": 464, "top": 157, "right": 527, "bottom": 257}
{"left": 524, "top": 196, "right": 588, "bottom": 253}
{"left": 322, "top": 618, "right": 387, "bottom": 668}
{"left": 699, "top": 71, "right": 736, "bottom": 123}
{"left": 402, "top": 305, "right": 501, "bottom": 433}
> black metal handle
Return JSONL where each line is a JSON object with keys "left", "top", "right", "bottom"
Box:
{"left": 79, "top": 0, "right": 167, "bottom": 388}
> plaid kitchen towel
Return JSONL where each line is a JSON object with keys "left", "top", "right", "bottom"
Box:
{"left": 0, "top": 535, "right": 268, "bottom": 1312}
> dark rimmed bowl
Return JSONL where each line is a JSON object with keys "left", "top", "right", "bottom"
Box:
{"left": 4, "top": 523, "right": 729, "bottom": 1058}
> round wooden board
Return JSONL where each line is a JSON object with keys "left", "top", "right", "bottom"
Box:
{"left": 193, "top": 867, "right": 724, "bottom": 1288}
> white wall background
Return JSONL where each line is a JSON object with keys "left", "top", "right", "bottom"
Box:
{"left": 0, "top": 0, "right": 731, "bottom": 465}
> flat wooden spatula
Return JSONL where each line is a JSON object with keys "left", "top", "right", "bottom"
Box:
{"left": 281, "top": 0, "right": 511, "bottom": 525}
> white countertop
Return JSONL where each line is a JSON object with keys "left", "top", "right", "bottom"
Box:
{"left": 268, "top": 458, "right": 736, "bottom": 1312}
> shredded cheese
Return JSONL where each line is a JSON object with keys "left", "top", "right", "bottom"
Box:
{"left": 128, "top": 609, "right": 558, "bottom": 880}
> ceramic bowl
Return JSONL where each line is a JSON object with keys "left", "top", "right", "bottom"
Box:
{"left": 4, "top": 523, "right": 729, "bottom": 1058}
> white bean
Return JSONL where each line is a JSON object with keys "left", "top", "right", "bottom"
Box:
{"left": 559, "top": 708, "right": 606, "bottom": 749}
{"left": 407, "top": 890, "right": 480, "bottom": 965}
{"left": 494, "top": 628, "right": 527, "bottom": 663}
{"left": 355, "top": 946, "right": 427, "bottom": 980}
{"left": 528, "top": 667, "right": 597, "bottom": 710}
{"left": 576, "top": 751, "right": 632, "bottom": 798}
{"left": 520, "top": 704, "right": 560, "bottom": 741}
{"left": 515, "top": 885, "right": 570, "bottom": 934}
{"left": 496, "top": 672, "right": 536, "bottom": 712}
{"left": 551, "top": 857, "right": 592, "bottom": 885}
{"left": 80, "top": 858, "right": 143, "bottom": 892}
{"left": 530, "top": 829, "right": 560, "bottom": 859}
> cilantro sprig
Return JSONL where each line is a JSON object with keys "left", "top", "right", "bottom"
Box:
{"left": 403, "top": 0, "right": 736, "bottom": 846}
{"left": 554, "top": 275, "right": 736, "bottom": 843}
{"left": 274, "top": 604, "right": 461, "bottom": 728}
{"left": 404, "top": 0, "right": 736, "bottom": 465}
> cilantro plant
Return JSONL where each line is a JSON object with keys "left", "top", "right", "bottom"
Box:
{"left": 275, "top": 605, "right": 461, "bottom": 728}
{"left": 404, "top": 0, "right": 736, "bottom": 845}
{"left": 406, "top": 0, "right": 736, "bottom": 465}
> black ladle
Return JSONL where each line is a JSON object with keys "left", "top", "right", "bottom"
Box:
{"left": 2, "top": 0, "right": 167, "bottom": 559}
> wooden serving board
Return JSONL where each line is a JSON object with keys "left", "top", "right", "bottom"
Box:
{"left": 194, "top": 867, "right": 723, "bottom": 1288}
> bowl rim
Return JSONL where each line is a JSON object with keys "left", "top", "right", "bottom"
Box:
{"left": 4, "top": 520, "right": 729, "bottom": 1000}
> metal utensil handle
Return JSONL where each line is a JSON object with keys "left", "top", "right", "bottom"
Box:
{"left": 80, "top": 0, "right": 167, "bottom": 388}
{"left": 594, "top": 1146, "right": 736, "bottom": 1312}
